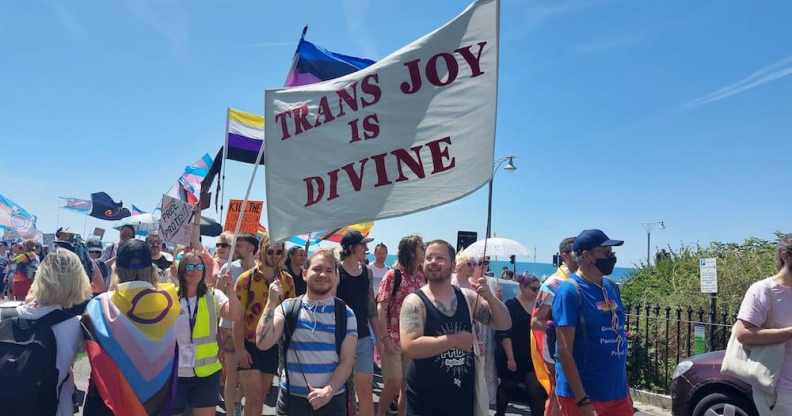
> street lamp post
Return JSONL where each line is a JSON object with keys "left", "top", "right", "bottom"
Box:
{"left": 485, "top": 156, "right": 517, "bottom": 239}
{"left": 641, "top": 220, "right": 666, "bottom": 265}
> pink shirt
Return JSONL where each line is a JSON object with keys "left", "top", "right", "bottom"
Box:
{"left": 376, "top": 269, "right": 424, "bottom": 343}
{"left": 737, "top": 277, "right": 792, "bottom": 393}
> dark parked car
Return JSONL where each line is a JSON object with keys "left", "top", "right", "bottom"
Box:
{"left": 671, "top": 350, "right": 757, "bottom": 416}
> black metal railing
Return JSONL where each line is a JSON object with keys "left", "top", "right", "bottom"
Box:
{"left": 624, "top": 304, "right": 737, "bottom": 394}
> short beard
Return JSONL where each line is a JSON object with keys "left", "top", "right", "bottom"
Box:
{"left": 426, "top": 271, "right": 451, "bottom": 283}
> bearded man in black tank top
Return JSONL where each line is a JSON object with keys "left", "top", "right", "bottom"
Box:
{"left": 399, "top": 240, "right": 512, "bottom": 416}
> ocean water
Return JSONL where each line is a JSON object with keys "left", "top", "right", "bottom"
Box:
{"left": 367, "top": 255, "right": 634, "bottom": 301}
{"left": 368, "top": 255, "right": 634, "bottom": 282}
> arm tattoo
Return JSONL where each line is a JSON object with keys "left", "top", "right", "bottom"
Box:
{"left": 400, "top": 296, "right": 425, "bottom": 337}
{"left": 434, "top": 295, "right": 457, "bottom": 317}
{"left": 257, "top": 308, "right": 275, "bottom": 344}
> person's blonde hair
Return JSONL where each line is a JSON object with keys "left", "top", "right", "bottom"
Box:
{"left": 308, "top": 249, "right": 339, "bottom": 270}
{"left": 26, "top": 248, "right": 92, "bottom": 308}
{"left": 217, "top": 232, "right": 233, "bottom": 246}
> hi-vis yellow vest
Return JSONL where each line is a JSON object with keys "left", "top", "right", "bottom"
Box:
{"left": 192, "top": 291, "right": 222, "bottom": 377}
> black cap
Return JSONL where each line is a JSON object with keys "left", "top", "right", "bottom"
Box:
{"left": 572, "top": 229, "right": 623, "bottom": 254}
{"left": 116, "top": 239, "right": 152, "bottom": 270}
{"left": 340, "top": 230, "right": 373, "bottom": 248}
{"left": 86, "top": 238, "right": 103, "bottom": 251}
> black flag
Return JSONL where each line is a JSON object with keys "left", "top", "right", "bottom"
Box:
{"left": 89, "top": 192, "right": 131, "bottom": 221}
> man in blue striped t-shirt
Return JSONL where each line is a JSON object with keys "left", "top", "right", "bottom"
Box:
{"left": 256, "top": 249, "right": 358, "bottom": 416}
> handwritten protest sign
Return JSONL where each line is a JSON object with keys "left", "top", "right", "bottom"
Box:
{"left": 264, "top": 0, "right": 498, "bottom": 241}
{"left": 224, "top": 199, "right": 264, "bottom": 234}
{"left": 159, "top": 194, "right": 193, "bottom": 245}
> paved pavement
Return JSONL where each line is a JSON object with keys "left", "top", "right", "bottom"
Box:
{"left": 73, "top": 357, "right": 669, "bottom": 415}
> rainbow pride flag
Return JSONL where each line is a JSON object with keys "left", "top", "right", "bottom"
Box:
{"left": 82, "top": 282, "right": 180, "bottom": 415}
{"left": 285, "top": 26, "right": 375, "bottom": 87}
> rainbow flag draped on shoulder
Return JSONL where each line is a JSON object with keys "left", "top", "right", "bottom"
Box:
{"left": 82, "top": 282, "right": 181, "bottom": 416}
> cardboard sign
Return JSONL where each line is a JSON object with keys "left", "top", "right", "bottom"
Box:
{"left": 159, "top": 194, "right": 193, "bottom": 245}
{"left": 93, "top": 227, "right": 105, "bottom": 239}
{"left": 224, "top": 199, "right": 264, "bottom": 234}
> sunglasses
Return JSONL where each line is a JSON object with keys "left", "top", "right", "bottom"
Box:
{"left": 528, "top": 285, "right": 541, "bottom": 292}
{"left": 185, "top": 263, "right": 205, "bottom": 272}
{"left": 216, "top": 243, "right": 230, "bottom": 249}
{"left": 267, "top": 249, "right": 284, "bottom": 255}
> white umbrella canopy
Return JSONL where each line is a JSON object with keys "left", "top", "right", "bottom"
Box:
{"left": 114, "top": 213, "right": 159, "bottom": 236}
{"left": 461, "top": 237, "right": 530, "bottom": 259}
{"left": 113, "top": 212, "right": 224, "bottom": 237}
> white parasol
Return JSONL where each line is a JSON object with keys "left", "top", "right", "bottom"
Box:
{"left": 461, "top": 237, "right": 530, "bottom": 259}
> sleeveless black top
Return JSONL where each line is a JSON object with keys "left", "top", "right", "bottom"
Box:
{"left": 405, "top": 287, "right": 475, "bottom": 416}
{"left": 337, "top": 265, "right": 371, "bottom": 339}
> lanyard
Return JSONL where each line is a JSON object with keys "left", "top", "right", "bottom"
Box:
{"left": 185, "top": 297, "right": 199, "bottom": 343}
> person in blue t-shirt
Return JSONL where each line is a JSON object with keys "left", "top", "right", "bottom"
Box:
{"left": 552, "top": 229, "right": 633, "bottom": 416}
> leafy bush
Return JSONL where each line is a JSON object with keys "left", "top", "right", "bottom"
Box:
{"left": 620, "top": 234, "right": 783, "bottom": 311}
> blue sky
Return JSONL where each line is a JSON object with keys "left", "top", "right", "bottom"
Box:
{"left": 1, "top": 0, "right": 791, "bottom": 267}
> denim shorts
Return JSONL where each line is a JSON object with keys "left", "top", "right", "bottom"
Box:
{"left": 355, "top": 335, "right": 374, "bottom": 374}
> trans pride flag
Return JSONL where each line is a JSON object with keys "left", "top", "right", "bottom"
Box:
{"left": 60, "top": 196, "right": 92, "bottom": 214}
{"left": 0, "top": 193, "right": 38, "bottom": 238}
{"left": 178, "top": 153, "right": 214, "bottom": 204}
{"left": 285, "top": 26, "right": 375, "bottom": 87}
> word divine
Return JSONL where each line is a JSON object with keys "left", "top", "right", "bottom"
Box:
{"left": 302, "top": 137, "right": 455, "bottom": 207}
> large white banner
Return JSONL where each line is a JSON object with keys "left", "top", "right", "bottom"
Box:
{"left": 265, "top": 0, "right": 499, "bottom": 241}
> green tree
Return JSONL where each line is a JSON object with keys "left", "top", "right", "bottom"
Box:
{"left": 621, "top": 234, "right": 783, "bottom": 311}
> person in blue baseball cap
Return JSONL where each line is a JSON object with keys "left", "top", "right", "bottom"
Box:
{"left": 551, "top": 229, "right": 632, "bottom": 416}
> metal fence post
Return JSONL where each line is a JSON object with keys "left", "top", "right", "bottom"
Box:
{"left": 686, "top": 306, "right": 693, "bottom": 357}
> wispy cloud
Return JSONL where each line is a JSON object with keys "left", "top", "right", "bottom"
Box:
{"left": 574, "top": 35, "right": 641, "bottom": 54}
{"left": 121, "top": 0, "right": 190, "bottom": 57}
{"left": 504, "top": 0, "right": 601, "bottom": 41}
{"left": 342, "top": 0, "right": 378, "bottom": 59}
{"left": 239, "top": 41, "right": 294, "bottom": 49}
{"left": 48, "top": 1, "right": 85, "bottom": 35}
{"left": 686, "top": 56, "right": 792, "bottom": 108}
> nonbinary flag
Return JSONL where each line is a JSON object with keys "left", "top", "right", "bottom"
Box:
{"left": 226, "top": 108, "right": 265, "bottom": 165}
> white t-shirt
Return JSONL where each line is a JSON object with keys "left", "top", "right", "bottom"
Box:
{"left": 13, "top": 304, "right": 82, "bottom": 416}
{"left": 368, "top": 263, "right": 391, "bottom": 294}
{"left": 737, "top": 277, "right": 792, "bottom": 393}
{"left": 175, "top": 288, "right": 229, "bottom": 377}
{"left": 219, "top": 260, "right": 246, "bottom": 329}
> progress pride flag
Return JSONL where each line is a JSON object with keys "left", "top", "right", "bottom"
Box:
{"left": 264, "top": 0, "right": 498, "bottom": 241}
